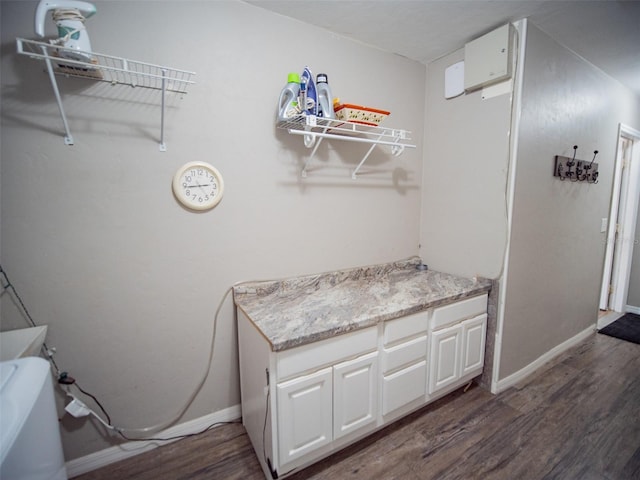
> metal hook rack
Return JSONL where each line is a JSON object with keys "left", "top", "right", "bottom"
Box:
{"left": 277, "top": 114, "right": 416, "bottom": 179}
{"left": 554, "top": 145, "right": 599, "bottom": 183}
{"left": 16, "top": 38, "right": 196, "bottom": 151}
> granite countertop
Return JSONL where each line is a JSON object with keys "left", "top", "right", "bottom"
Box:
{"left": 233, "top": 257, "right": 492, "bottom": 352}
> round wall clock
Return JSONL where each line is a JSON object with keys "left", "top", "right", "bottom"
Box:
{"left": 172, "top": 161, "right": 224, "bottom": 211}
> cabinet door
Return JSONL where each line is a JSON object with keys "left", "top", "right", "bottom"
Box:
{"left": 333, "top": 351, "right": 378, "bottom": 440}
{"left": 428, "top": 324, "right": 462, "bottom": 394}
{"left": 461, "top": 314, "right": 487, "bottom": 376}
{"left": 277, "top": 367, "right": 332, "bottom": 466}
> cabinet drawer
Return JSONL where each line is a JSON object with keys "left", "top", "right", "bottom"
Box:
{"left": 382, "top": 360, "right": 427, "bottom": 415}
{"left": 431, "top": 294, "right": 487, "bottom": 330}
{"left": 382, "top": 335, "right": 427, "bottom": 374}
{"left": 278, "top": 327, "right": 377, "bottom": 380}
{"left": 383, "top": 310, "right": 428, "bottom": 345}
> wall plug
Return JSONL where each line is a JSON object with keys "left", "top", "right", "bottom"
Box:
{"left": 65, "top": 398, "right": 91, "bottom": 418}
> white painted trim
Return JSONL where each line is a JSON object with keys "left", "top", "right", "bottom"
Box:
{"left": 613, "top": 125, "right": 640, "bottom": 311}
{"left": 599, "top": 135, "right": 626, "bottom": 309}
{"left": 611, "top": 128, "right": 640, "bottom": 311}
{"left": 601, "top": 124, "right": 640, "bottom": 311}
{"left": 597, "top": 311, "right": 625, "bottom": 330}
{"left": 626, "top": 305, "right": 640, "bottom": 315}
{"left": 491, "top": 18, "right": 527, "bottom": 395}
{"left": 65, "top": 404, "right": 241, "bottom": 478}
{"left": 493, "top": 326, "right": 594, "bottom": 394}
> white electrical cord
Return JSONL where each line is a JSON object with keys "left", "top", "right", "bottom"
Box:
{"left": 112, "top": 285, "right": 235, "bottom": 438}
{"left": 73, "top": 277, "right": 280, "bottom": 440}
{"left": 52, "top": 7, "right": 86, "bottom": 22}
{"left": 73, "top": 268, "right": 319, "bottom": 439}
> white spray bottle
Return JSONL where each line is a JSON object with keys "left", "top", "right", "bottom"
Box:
{"left": 35, "top": 0, "right": 97, "bottom": 63}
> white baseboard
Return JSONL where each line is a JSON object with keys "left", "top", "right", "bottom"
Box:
{"left": 493, "top": 326, "right": 594, "bottom": 394}
{"left": 626, "top": 305, "right": 640, "bottom": 315}
{"left": 597, "top": 310, "right": 625, "bottom": 330}
{"left": 65, "top": 404, "right": 241, "bottom": 478}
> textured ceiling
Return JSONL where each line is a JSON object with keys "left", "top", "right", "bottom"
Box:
{"left": 247, "top": 0, "right": 640, "bottom": 97}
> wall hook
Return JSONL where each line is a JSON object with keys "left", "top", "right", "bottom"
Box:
{"left": 554, "top": 145, "right": 599, "bottom": 184}
{"left": 588, "top": 151, "right": 599, "bottom": 184}
{"left": 566, "top": 145, "right": 578, "bottom": 181}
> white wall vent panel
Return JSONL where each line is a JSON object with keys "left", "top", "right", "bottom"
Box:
{"left": 464, "top": 24, "right": 513, "bottom": 92}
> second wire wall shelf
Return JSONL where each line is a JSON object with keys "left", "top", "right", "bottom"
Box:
{"left": 277, "top": 115, "right": 416, "bottom": 179}
{"left": 16, "top": 38, "right": 196, "bottom": 151}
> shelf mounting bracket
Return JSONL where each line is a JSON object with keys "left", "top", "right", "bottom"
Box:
{"left": 41, "top": 45, "right": 74, "bottom": 145}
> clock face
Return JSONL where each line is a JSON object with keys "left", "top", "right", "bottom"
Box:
{"left": 172, "top": 161, "right": 224, "bottom": 211}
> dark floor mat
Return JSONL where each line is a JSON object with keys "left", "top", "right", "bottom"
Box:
{"left": 598, "top": 313, "right": 640, "bottom": 345}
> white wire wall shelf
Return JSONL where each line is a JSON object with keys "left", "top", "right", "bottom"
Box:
{"left": 16, "top": 38, "right": 196, "bottom": 150}
{"left": 277, "top": 115, "right": 416, "bottom": 179}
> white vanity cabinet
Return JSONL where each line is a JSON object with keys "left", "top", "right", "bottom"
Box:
{"left": 238, "top": 312, "right": 379, "bottom": 478}
{"left": 237, "top": 292, "right": 489, "bottom": 480}
{"left": 428, "top": 294, "right": 488, "bottom": 395}
{"left": 276, "top": 349, "right": 379, "bottom": 468}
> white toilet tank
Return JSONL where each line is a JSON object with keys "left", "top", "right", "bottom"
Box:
{"left": 1, "top": 357, "right": 68, "bottom": 480}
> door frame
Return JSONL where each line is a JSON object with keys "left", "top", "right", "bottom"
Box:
{"left": 599, "top": 123, "right": 640, "bottom": 318}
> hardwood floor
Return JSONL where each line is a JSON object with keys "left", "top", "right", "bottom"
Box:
{"left": 75, "top": 332, "right": 640, "bottom": 480}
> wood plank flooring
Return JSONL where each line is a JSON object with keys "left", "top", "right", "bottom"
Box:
{"left": 75, "top": 332, "right": 640, "bottom": 480}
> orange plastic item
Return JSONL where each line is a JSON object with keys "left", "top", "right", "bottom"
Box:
{"left": 334, "top": 103, "right": 390, "bottom": 126}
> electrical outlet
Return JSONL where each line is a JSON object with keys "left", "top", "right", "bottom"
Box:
{"left": 65, "top": 398, "right": 91, "bottom": 418}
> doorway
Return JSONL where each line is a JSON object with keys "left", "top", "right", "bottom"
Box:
{"left": 598, "top": 124, "right": 640, "bottom": 329}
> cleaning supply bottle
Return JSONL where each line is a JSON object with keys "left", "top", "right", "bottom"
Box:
{"left": 277, "top": 72, "right": 301, "bottom": 122}
{"left": 299, "top": 77, "right": 307, "bottom": 116}
{"left": 316, "top": 73, "right": 335, "bottom": 119}
{"left": 301, "top": 66, "right": 317, "bottom": 116}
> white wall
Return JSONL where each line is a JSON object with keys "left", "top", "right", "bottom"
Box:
{"left": 499, "top": 24, "right": 640, "bottom": 378}
{"left": 420, "top": 47, "right": 512, "bottom": 280}
{"left": 0, "top": 1, "right": 425, "bottom": 460}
